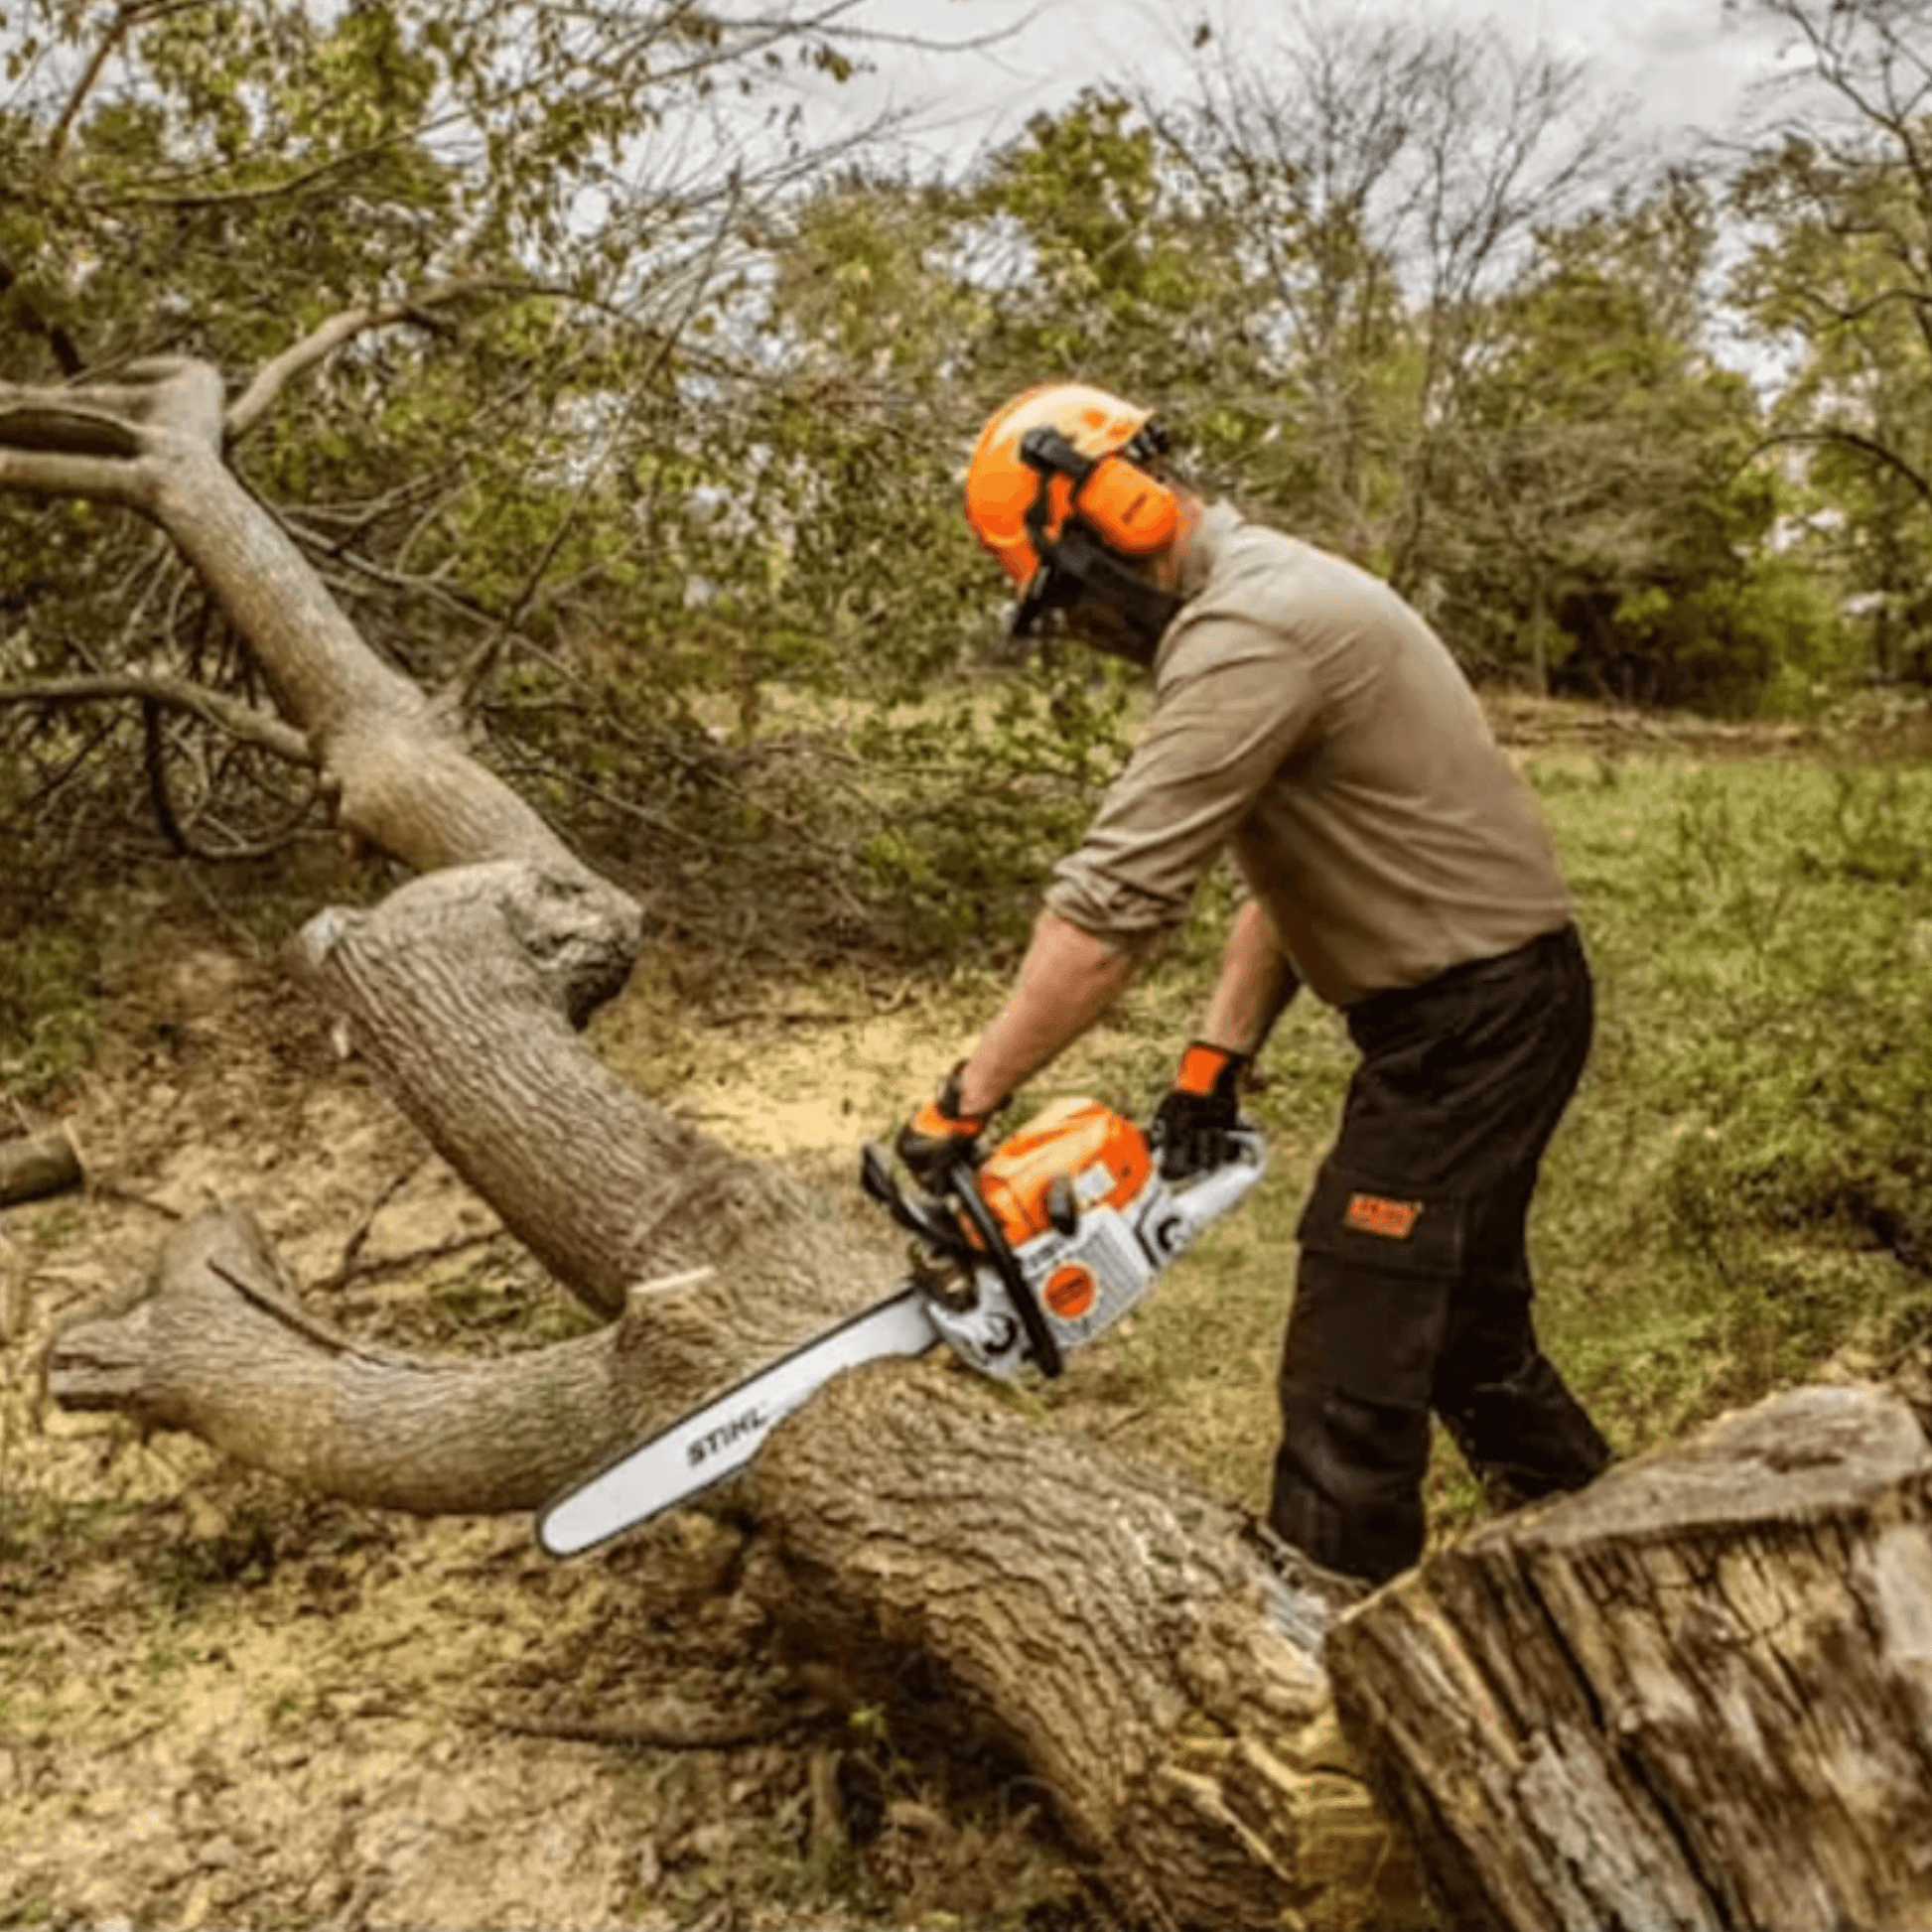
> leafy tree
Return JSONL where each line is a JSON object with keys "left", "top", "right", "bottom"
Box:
{"left": 946, "top": 89, "right": 1254, "bottom": 413}
{"left": 1729, "top": 0, "right": 1932, "bottom": 681}
{"left": 0, "top": 0, "right": 1092, "bottom": 968}
{"left": 1437, "top": 182, "right": 1826, "bottom": 710}
{"left": 746, "top": 169, "right": 1141, "bottom": 953}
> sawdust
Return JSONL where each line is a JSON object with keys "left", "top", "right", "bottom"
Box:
{"left": 0, "top": 932, "right": 1089, "bottom": 1932}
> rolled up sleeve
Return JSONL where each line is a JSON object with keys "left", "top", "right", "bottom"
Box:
{"left": 1044, "top": 619, "right": 1318, "bottom": 947}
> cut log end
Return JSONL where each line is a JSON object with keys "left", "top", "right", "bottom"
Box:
{"left": 42, "top": 1300, "right": 154, "bottom": 1409}
{"left": 0, "top": 1125, "right": 83, "bottom": 1207}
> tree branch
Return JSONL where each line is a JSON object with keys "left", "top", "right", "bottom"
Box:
{"left": 1755, "top": 425, "right": 1932, "bottom": 507}
{"left": 45, "top": 0, "right": 211, "bottom": 170}
{"left": 0, "top": 443, "right": 150, "bottom": 505}
{"left": 0, "top": 672, "right": 312, "bottom": 764}
{"left": 45, "top": 1203, "right": 650, "bottom": 1512}
{"left": 1781, "top": 281, "right": 1932, "bottom": 331}
{"left": 0, "top": 357, "right": 224, "bottom": 458}
{"left": 225, "top": 290, "right": 477, "bottom": 443}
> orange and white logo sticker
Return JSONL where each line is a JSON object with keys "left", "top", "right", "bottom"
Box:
{"left": 1044, "top": 1263, "right": 1097, "bottom": 1320}
{"left": 1344, "top": 1194, "right": 1422, "bottom": 1240}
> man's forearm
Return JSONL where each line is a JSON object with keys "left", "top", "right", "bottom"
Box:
{"left": 1199, "top": 899, "right": 1299, "bottom": 1056}
{"left": 956, "top": 910, "right": 1136, "bottom": 1116}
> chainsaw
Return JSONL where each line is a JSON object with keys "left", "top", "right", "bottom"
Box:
{"left": 535, "top": 1096, "right": 1265, "bottom": 1558}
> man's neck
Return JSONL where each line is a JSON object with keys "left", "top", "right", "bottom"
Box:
{"left": 1158, "top": 491, "right": 1205, "bottom": 596}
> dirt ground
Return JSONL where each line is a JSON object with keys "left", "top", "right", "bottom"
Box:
{"left": 0, "top": 939, "right": 1096, "bottom": 1932}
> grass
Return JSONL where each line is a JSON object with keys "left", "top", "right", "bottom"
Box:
{"left": 0, "top": 922, "right": 104, "bottom": 1108}
{"left": 1534, "top": 753, "right": 1932, "bottom": 1371}
{"left": 0, "top": 846, "right": 399, "bottom": 1118}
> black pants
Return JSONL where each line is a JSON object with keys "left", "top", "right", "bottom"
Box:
{"left": 1268, "top": 924, "right": 1611, "bottom": 1586}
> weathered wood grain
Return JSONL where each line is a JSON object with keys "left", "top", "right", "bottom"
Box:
{"left": 1329, "top": 1381, "right": 1932, "bottom": 1932}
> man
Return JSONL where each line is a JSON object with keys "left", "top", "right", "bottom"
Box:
{"left": 897, "top": 381, "right": 1610, "bottom": 1587}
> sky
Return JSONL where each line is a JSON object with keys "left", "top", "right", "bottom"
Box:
{"left": 830, "top": 0, "right": 1796, "bottom": 171}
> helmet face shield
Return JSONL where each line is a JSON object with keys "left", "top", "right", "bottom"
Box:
{"left": 1012, "top": 562, "right": 1082, "bottom": 641}
{"left": 1011, "top": 532, "right": 1177, "bottom": 668}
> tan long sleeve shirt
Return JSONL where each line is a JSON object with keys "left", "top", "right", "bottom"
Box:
{"left": 1042, "top": 505, "right": 1572, "bottom": 1009}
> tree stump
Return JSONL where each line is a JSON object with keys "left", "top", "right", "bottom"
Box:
{"left": 1327, "top": 1380, "right": 1932, "bottom": 1932}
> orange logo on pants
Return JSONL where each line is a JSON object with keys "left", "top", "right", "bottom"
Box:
{"left": 1344, "top": 1194, "right": 1421, "bottom": 1240}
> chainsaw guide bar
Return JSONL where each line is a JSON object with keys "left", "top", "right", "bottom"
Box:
{"left": 537, "top": 1288, "right": 938, "bottom": 1559}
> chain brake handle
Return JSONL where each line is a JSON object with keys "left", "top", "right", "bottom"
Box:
{"left": 859, "top": 1143, "right": 969, "bottom": 1256}
{"left": 950, "top": 1166, "right": 1065, "bottom": 1379}
{"left": 858, "top": 1143, "right": 1065, "bottom": 1380}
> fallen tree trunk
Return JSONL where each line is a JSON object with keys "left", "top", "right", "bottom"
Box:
{"left": 0, "top": 1126, "right": 82, "bottom": 1206}
{"left": 759, "top": 1367, "right": 1426, "bottom": 1929}
{"left": 13, "top": 357, "right": 1431, "bottom": 1927}
{"left": 47, "top": 1198, "right": 1430, "bottom": 1928}
{"left": 1327, "top": 1379, "right": 1932, "bottom": 1932}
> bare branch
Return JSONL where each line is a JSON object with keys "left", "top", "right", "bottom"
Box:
{"left": 45, "top": 0, "right": 210, "bottom": 169}
{"left": 225, "top": 289, "right": 474, "bottom": 443}
{"left": 0, "top": 672, "right": 313, "bottom": 763}
{"left": 142, "top": 702, "right": 325, "bottom": 862}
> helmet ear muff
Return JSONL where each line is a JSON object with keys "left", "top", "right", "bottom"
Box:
{"left": 1075, "top": 451, "right": 1178, "bottom": 556}
{"left": 1019, "top": 425, "right": 1179, "bottom": 560}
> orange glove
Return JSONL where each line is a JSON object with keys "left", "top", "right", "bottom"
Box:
{"left": 896, "top": 1063, "right": 1001, "bottom": 1193}
{"left": 896, "top": 1073, "right": 1004, "bottom": 1189}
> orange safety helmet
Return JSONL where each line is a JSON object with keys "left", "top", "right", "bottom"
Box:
{"left": 963, "top": 382, "right": 1183, "bottom": 650}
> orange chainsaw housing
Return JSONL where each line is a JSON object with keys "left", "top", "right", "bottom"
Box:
{"left": 971, "top": 1097, "right": 1154, "bottom": 1248}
